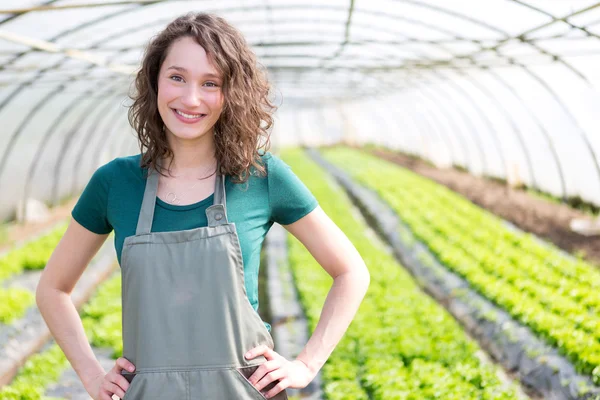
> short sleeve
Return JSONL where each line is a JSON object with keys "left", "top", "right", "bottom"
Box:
{"left": 267, "top": 153, "right": 318, "bottom": 225}
{"left": 71, "top": 162, "right": 114, "bottom": 234}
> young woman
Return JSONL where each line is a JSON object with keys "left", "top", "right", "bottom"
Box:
{"left": 36, "top": 12, "right": 369, "bottom": 400}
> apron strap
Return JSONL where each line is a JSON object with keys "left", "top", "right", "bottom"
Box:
{"left": 136, "top": 160, "right": 229, "bottom": 235}
{"left": 136, "top": 166, "right": 160, "bottom": 235}
{"left": 206, "top": 170, "right": 229, "bottom": 227}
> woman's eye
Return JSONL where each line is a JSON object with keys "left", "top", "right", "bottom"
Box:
{"left": 204, "top": 82, "right": 218, "bottom": 87}
{"left": 170, "top": 75, "right": 184, "bottom": 82}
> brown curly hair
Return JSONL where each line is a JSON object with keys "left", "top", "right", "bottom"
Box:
{"left": 128, "top": 12, "right": 276, "bottom": 183}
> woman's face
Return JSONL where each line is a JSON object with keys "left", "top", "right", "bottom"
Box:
{"left": 157, "top": 36, "right": 224, "bottom": 143}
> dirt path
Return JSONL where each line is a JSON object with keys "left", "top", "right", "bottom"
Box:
{"left": 0, "top": 198, "right": 77, "bottom": 252}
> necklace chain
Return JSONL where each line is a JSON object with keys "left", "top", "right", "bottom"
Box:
{"left": 162, "top": 161, "right": 217, "bottom": 205}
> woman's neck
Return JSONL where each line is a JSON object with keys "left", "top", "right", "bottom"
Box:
{"left": 164, "top": 132, "right": 217, "bottom": 176}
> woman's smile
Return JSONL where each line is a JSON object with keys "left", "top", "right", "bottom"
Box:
{"left": 171, "top": 108, "right": 207, "bottom": 124}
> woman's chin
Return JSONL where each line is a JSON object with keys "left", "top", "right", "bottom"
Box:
{"left": 166, "top": 127, "right": 212, "bottom": 141}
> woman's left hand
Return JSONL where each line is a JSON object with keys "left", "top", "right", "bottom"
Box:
{"left": 244, "top": 345, "right": 315, "bottom": 398}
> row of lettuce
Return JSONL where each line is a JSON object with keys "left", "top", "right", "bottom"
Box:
{"left": 0, "top": 271, "right": 122, "bottom": 399}
{"left": 0, "top": 221, "right": 121, "bottom": 399}
{"left": 0, "top": 224, "right": 67, "bottom": 324}
{"left": 322, "top": 147, "right": 600, "bottom": 383}
{"left": 282, "top": 149, "right": 521, "bottom": 399}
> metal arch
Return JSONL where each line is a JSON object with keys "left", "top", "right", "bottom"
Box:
{"left": 375, "top": 94, "right": 424, "bottom": 154}
{"left": 14, "top": 50, "right": 136, "bottom": 210}
{"left": 397, "top": 96, "right": 435, "bottom": 159}
{"left": 263, "top": 0, "right": 277, "bottom": 85}
{"left": 0, "top": 84, "right": 67, "bottom": 197}
{"left": 387, "top": 0, "right": 592, "bottom": 84}
{"left": 0, "top": 0, "right": 60, "bottom": 25}
{"left": 106, "top": 113, "right": 136, "bottom": 159}
{"left": 294, "top": 106, "right": 308, "bottom": 146}
{"left": 0, "top": 7, "right": 524, "bottom": 93}
{"left": 71, "top": 94, "right": 130, "bottom": 193}
{"left": 1, "top": 2, "right": 597, "bottom": 83}
{"left": 486, "top": 69, "right": 568, "bottom": 200}
{"left": 0, "top": 1, "right": 164, "bottom": 14}
{"left": 212, "top": 1, "right": 596, "bottom": 86}
{"left": 507, "top": 0, "right": 600, "bottom": 45}
{"left": 0, "top": 12, "right": 407, "bottom": 139}
{"left": 56, "top": 2, "right": 600, "bottom": 179}
{"left": 50, "top": 84, "right": 127, "bottom": 204}
{"left": 92, "top": 111, "right": 137, "bottom": 177}
{"left": 432, "top": 70, "right": 508, "bottom": 178}
{"left": 0, "top": 0, "right": 169, "bottom": 72}
{"left": 68, "top": 93, "right": 128, "bottom": 194}
{"left": 315, "top": 105, "right": 333, "bottom": 145}
{"left": 415, "top": 77, "right": 488, "bottom": 175}
{"left": 519, "top": 63, "right": 600, "bottom": 191}
{"left": 410, "top": 87, "right": 461, "bottom": 166}
{"left": 318, "top": 0, "right": 355, "bottom": 68}
{"left": 287, "top": 9, "right": 563, "bottom": 191}
{"left": 0, "top": 1, "right": 170, "bottom": 186}
{"left": 340, "top": 3, "right": 585, "bottom": 189}
{"left": 98, "top": 115, "right": 135, "bottom": 168}
{"left": 374, "top": 89, "right": 444, "bottom": 162}
{"left": 46, "top": 2, "right": 594, "bottom": 80}
{"left": 80, "top": 94, "right": 133, "bottom": 187}
{"left": 401, "top": 89, "right": 457, "bottom": 165}
{"left": 20, "top": 29, "right": 135, "bottom": 208}
{"left": 377, "top": 93, "right": 430, "bottom": 158}
{"left": 363, "top": 96, "right": 405, "bottom": 150}
{"left": 452, "top": 68, "right": 538, "bottom": 189}
{"left": 408, "top": 80, "right": 473, "bottom": 170}
{"left": 1, "top": 0, "right": 596, "bottom": 190}
{"left": 22, "top": 78, "right": 123, "bottom": 209}
{"left": 295, "top": 23, "right": 493, "bottom": 175}
{"left": 403, "top": 76, "right": 471, "bottom": 169}
{"left": 358, "top": 98, "right": 400, "bottom": 148}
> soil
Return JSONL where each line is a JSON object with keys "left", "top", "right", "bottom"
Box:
{"left": 0, "top": 198, "right": 77, "bottom": 253}
{"left": 368, "top": 148, "right": 600, "bottom": 268}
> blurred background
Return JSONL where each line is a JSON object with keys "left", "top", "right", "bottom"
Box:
{"left": 1, "top": 1, "right": 600, "bottom": 399}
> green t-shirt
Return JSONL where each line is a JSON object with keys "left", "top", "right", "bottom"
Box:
{"left": 71, "top": 151, "right": 318, "bottom": 331}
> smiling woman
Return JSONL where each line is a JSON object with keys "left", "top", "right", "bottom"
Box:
{"left": 35, "top": 11, "right": 369, "bottom": 400}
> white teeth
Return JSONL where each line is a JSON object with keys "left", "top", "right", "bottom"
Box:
{"left": 175, "top": 109, "right": 203, "bottom": 119}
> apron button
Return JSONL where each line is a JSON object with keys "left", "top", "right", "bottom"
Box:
{"left": 215, "top": 213, "right": 223, "bottom": 221}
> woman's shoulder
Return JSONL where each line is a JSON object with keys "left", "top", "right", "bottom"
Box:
{"left": 93, "top": 153, "right": 144, "bottom": 180}
{"left": 257, "top": 150, "right": 288, "bottom": 174}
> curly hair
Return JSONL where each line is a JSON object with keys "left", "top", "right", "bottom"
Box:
{"left": 128, "top": 12, "right": 276, "bottom": 183}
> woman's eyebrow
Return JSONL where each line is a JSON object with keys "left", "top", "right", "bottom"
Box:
{"left": 166, "top": 65, "right": 220, "bottom": 79}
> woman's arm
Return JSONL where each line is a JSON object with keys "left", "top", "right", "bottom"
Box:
{"left": 283, "top": 205, "right": 369, "bottom": 374}
{"left": 36, "top": 218, "right": 133, "bottom": 397}
{"left": 246, "top": 205, "right": 370, "bottom": 396}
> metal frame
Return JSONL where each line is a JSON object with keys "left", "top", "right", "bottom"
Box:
{"left": 0, "top": 0, "right": 599, "bottom": 214}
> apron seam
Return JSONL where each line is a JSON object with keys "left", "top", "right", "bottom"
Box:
{"left": 123, "top": 230, "right": 234, "bottom": 247}
{"left": 131, "top": 362, "right": 264, "bottom": 373}
{"left": 186, "top": 370, "right": 190, "bottom": 400}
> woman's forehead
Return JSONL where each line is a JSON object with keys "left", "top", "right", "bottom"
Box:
{"left": 162, "top": 37, "right": 221, "bottom": 77}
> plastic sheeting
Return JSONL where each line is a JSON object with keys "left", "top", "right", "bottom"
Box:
{"left": 1, "top": 0, "right": 600, "bottom": 219}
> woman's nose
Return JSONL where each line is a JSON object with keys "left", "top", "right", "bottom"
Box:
{"left": 180, "top": 85, "right": 202, "bottom": 107}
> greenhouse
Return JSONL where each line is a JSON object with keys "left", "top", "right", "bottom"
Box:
{"left": 1, "top": 1, "right": 600, "bottom": 399}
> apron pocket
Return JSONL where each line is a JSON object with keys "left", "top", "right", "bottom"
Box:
{"left": 120, "top": 371, "right": 188, "bottom": 400}
{"left": 235, "top": 366, "right": 288, "bottom": 400}
{"left": 186, "top": 367, "right": 287, "bottom": 399}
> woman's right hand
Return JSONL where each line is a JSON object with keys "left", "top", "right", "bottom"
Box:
{"left": 86, "top": 357, "right": 136, "bottom": 400}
